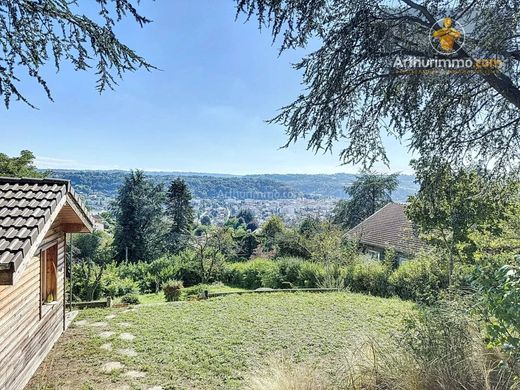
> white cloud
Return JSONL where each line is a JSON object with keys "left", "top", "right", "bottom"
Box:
{"left": 36, "top": 156, "right": 120, "bottom": 171}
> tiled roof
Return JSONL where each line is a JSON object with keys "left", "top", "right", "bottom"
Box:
{"left": 0, "top": 177, "right": 92, "bottom": 271}
{"left": 347, "top": 203, "right": 428, "bottom": 256}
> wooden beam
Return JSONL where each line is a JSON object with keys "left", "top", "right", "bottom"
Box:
{"left": 0, "top": 270, "right": 12, "bottom": 285}
{"left": 60, "top": 223, "right": 89, "bottom": 233}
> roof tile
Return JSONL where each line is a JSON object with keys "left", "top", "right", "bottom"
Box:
{"left": 0, "top": 177, "right": 94, "bottom": 272}
{"left": 347, "top": 203, "right": 428, "bottom": 256}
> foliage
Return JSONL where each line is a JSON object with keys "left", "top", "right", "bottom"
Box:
{"left": 389, "top": 253, "right": 446, "bottom": 304}
{"left": 120, "top": 293, "right": 140, "bottom": 305}
{"left": 101, "top": 263, "right": 139, "bottom": 298}
{"left": 275, "top": 229, "right": 311, "bottom": 259}
{"left": 71, "top": 262, "right": 104, "bottom": 301}
{"left": 476, "top": 256, "right": 520, "bottom": 363}
{"left": 70, "top": 231, "right": 113, "bottom": 301}
{"left": 333, "top": 172, "right": 398, "bottom": 229}
{"left": 317, "top": 264, "right": 347, "bottom": 289}
{"left": 399, "top": 300, "right": 499, "bottom": 390}
{"left": 298, "top": 216, "right": 322, "bottom": 238}
{"left": 236, "top": 0, "right": 520, "bottom": 175}
{"left": 297, "top": 261, "right": 325, "bottom": 288}
{"left": 304, "top": 221, "right": 349, "bottom": 264}
{"left": 235, "top": 229, "right": 260, "bottom": 259}
{"left": 166, "top": 178, "right": 194, "bottom": 254}
{"left": 237, "top": 209, "right": 256, "bottom": 224}
{"left": 345, "top": 259, "right": 390, "bottom": 297}
{"left": 224, "top": 258, "right": 282, "bottom": 289}
{"left": 0, "top": 0, "right": 153, "bottom": 108}
{"left": 407, "top": 159, "right": 518, "bottom": 284}
{"left": 162, "top": 280, "right": 184, "bottom": 302}
{"left": 0, "top": 150, "right": 49, "bottom": 178}
{"left": 200, "top": 215, "right": 212, "bottom": 225}
{"left": 190, "top": 227, "right": 235, "bottom": 283}
{"left": 112, "top": 170, "right": 166, "bottom": 263}
{"left": 261, "top": 215, "right": 285, "bottom": 250}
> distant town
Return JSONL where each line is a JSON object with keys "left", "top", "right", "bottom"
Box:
{"left": 50, "top": 169, "right": 419, "bottom": 226}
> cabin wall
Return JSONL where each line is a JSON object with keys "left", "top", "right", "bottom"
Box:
{"left": 0, "top": 227, "right": 66, "bottom": 390}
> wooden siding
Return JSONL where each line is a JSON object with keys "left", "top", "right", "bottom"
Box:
{"left": 0, "top": 227, "right": 66, "bottom": 390}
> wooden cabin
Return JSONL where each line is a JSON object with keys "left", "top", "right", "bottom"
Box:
{"left": 0, "top": 177, "right": 93, "bottom": 390}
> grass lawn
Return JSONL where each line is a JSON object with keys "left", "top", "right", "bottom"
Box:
{"left": 28, "top": 292, "right": 414, "bottom": 390}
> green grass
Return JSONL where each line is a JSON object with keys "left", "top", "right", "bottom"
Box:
{"left": 29, "top": 292, "right": 414, "bottom": 390}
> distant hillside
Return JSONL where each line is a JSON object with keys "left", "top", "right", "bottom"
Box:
{"left": 50, "top": 170, "right": 418, "bottom": 202}
{"left": 246, "top": 173, "right": 418, "bottom": 200}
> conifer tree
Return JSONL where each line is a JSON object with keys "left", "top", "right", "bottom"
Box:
{"left": 113, "top": 170, "right": 165, "bottom": 262}
{"left": 166, "top": 178, "right": 194, "bottom": 254}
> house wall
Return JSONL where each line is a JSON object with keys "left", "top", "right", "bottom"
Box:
{"left": 0, "top": 226, "right": 66, "bottom": 390}
{"left": 360, "top": 244, "right": 410, "bottom": 264}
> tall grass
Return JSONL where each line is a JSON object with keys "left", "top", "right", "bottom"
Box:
{"left": 246, "top": 301, "right": 518, "bottom": 390}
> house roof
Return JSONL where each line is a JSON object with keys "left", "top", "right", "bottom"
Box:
{"left": 0, "top": 177, "right": 94, "bottom": 274}
{"left": 347, "top": 203, "right": 428, "bottom": 256}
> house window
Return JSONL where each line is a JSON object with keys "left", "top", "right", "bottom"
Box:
{"left": 41, "top": 244, "right": 58, "bottom": 304}
{"left": 366, "top": 249, "right": 381, "bottom": 261}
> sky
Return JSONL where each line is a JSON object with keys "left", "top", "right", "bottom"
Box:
{"left": 0, "top": 1, "right": 413, "bottom": 175}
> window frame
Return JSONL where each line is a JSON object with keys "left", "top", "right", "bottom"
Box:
{"left": 40, "top": 242, "right": 59, "bottom": 313}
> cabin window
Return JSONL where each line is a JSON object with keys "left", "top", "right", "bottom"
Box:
{"left": 41, "top": 244, "right": 58, "bottom": 304}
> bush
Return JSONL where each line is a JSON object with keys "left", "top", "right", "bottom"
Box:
{"left": 101, "top": 265, "right": 140, "bottom": 297}
{"left": 121, "top": 293, "right": 140, "bottom": 305}
{"left": 163, "top": 279, "right": 184, "bottom": 302}
{"left": 116, "top": 261, "right": 152, "bottom": 293}
{"left": 346, "top": 259, "right": 390, "bottom": 297}
{"left": 398, "top": 300, "right": 514, "bottom": 389}
{"left": 389, "top": 255, "right": 445, "bottom": 303}
{"left": 298, "top": 261, "right": 325, "bottom": 288}
{"left": 476, "top": 256, "right": 520, "bottom": 364}
{"left": 318, "top": 264, "right": 347, "bottom": 289}
{"left": 182, "top": 284, "right": 210, "bottom": 299}
{"left": 277, "top": 257, "right": 304, "bottom": 285}
{"left": 223, "top": 259, "right": 281, "bottom": 289}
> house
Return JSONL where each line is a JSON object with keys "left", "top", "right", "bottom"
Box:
{"left": 0, "top": 177, "right": 93, "bottom": 390}
{"left": 347, "top": 202, "right": 427, "bottom": 263}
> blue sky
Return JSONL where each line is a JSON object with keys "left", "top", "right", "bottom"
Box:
{"left": 0, "top": 1, "right": 412, "bottom": 175}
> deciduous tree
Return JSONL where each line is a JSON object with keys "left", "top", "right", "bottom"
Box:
{"left": 0, "top": 150, "right": 48, "bottom": 178}
{"left": 406, "top": 159, "right": 518, "bottom": 284}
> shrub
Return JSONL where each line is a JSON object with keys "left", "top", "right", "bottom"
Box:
{"left": 337, "top": 301, "right": 515, "bottom": 390}
{"left": 121, "top": 293, "right": 140, "bottom": 305}
{"left": 116, "top": 261, "right": 152, "bottom": 293}
{"left": 476, "top": 256, "right": 520, "bottom": 364}
{"left": 223, "top": 259, "right": 281, "bottom": 289}
{"left": 389, "top": 255, "right": 445, "bottom": 303}
{"left": 147, "top": 256, "right": 178, "bottom": 292}
{"left": 398, "top": 300, "right": 514, "bottom": 389}
{"left": 346, "top": 259, "right": 390, "bottom": 297}
{"left": 101, "top": 265, "right": 139, "bottom": 298}
{"left": 298, "top": 261, "right": 325, "bottom": 288}
{"left": 277, "top": 257, "right": 304, "bottom": 285}
{"left": 318, "top": 264, "right": 347, "bottom": 289}
{"left": 182, "top": 284, "right": 210, "bottom": 299}
{"left": 163, "top": 279, "right": 184, "bottom": 302}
